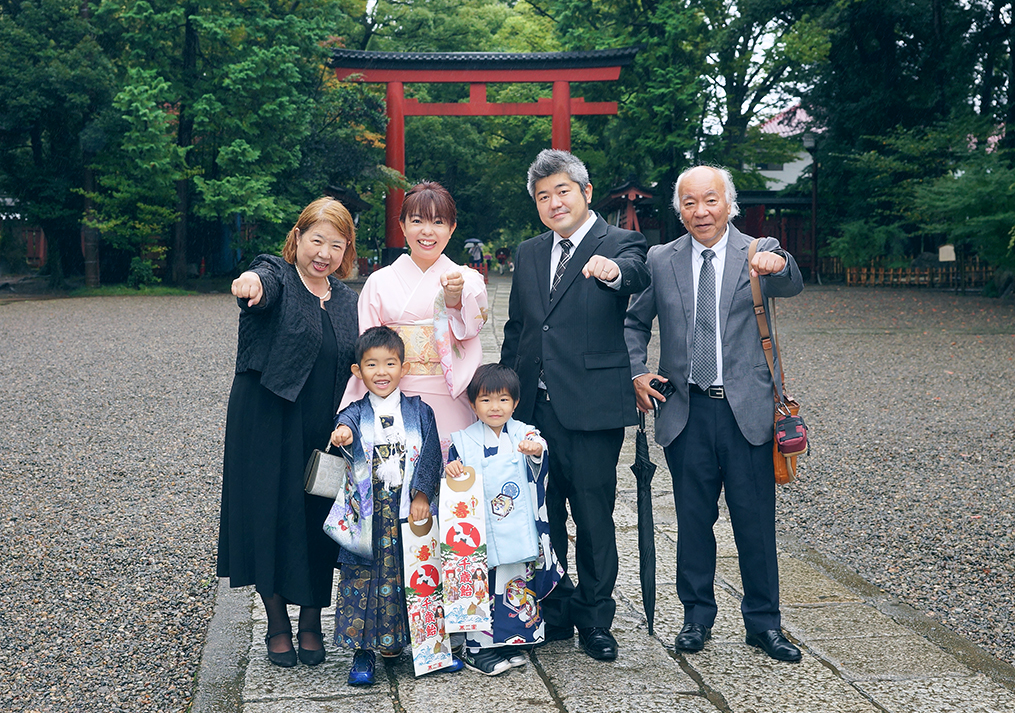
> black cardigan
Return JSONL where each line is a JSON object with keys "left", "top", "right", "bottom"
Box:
{"left": 233, "top": 254, "right": 358, "bottom": 409}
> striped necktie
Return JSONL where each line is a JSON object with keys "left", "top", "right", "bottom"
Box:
{"left": 691, "top": 249, "right": 717, "bottom": 387}
{"left": 550, "top": 238, "right": 573, "bottom": 298}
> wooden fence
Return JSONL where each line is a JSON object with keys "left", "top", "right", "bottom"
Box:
{"left": 819, "top": 256, "right": 994, "bottom": 289}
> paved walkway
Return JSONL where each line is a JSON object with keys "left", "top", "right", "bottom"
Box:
{"left": 193, "top": 273, "right": 1015, "bottom": 713}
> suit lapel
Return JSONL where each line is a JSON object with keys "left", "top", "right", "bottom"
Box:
{"left": 535, "top": 232, "right": 553, "bottom": 315}
{"left": 669, "top": 236, "right": 694, "bottom": 353}
{"left": 719, "top": 227, "right": 749, "bottom": 337}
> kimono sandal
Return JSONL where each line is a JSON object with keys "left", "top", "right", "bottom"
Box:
{"left": 297, "top": 628, "right": 326, "bottom": 667}
{"left": 265, "top": 631, "right": 297, "bottom": 668}
{"left": 379, "top": 647, "right": 404, "bottom": 659}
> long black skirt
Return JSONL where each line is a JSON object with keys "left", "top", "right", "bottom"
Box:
{"left": 217, "top": 311, "right": 341, "bottom": 607}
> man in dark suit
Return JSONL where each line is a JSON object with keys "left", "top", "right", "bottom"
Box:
{"left": 625, "top": 165, "right": 804, "bottom": 662}
{"left": 501, "top": 149, "right": 650, "bottom": 661}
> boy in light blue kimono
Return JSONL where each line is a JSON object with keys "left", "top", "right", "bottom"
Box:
{"left": 445, "top": 364, "right": 563, "bottom": 676}
{"left": 328, "top": 326, "right": 454, "bottom": 685}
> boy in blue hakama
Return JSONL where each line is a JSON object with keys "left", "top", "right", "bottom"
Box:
{"left": 329, "top": 326, "right": 455, "bottom": 685}
{"left": 445, "top": 364, "right": 563, "bottom": 676}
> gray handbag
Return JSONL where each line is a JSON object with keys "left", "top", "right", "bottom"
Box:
{"left": 303, "top": 444, "right": 347, "bottom": 499}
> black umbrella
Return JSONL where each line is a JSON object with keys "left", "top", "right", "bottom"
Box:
{"left": 630, "top": 410, "right": 657, "bottom": 635}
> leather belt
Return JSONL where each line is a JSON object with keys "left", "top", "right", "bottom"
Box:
{"left": 690, "top": 383, "right": 726, "bottom": 399}
{"left": 536, "top": 388, "right": 550, "bottom": 402}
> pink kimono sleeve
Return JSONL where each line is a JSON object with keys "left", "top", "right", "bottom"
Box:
{"left": 439, "top": 266, "right": 488, "bottom": 400}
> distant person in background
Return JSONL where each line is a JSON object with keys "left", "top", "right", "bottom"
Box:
{"left": 495, "top": 247, "right": 511, "bottom": 274}
{"left": 218, "top": 197, "right": 359, "bottom": 669}
{"left": 467, "top": 240, "right": 484, "bottom": 269}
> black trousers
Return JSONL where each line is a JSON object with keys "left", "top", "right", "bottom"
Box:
{"left": 663, "top": 391, "right": 781, "bottom": 634}
{"left": 534, "top": 392, "right": 624, "bottom": 630}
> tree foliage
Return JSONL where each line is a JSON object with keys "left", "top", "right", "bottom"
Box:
{"left": 800, "top": 1, "right": 1014, "bottom": 272}
{"left": 82, "top": 67, "right": 187, "bottom": 251}
{"left": 914, "top": 150, "right": 1015, "bottom": 270}
{"left": 0, "top": 0, "right": 388, "bottom": 283}
{"left": 0, "top": 0, "right": 116, "bottom": 280}
{"left": 4, "top": 0, "right": 1015, "bottom": 283}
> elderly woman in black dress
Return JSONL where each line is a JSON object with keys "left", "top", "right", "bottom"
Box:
{"left": 218, "top": 197, "right": 359, "bottom": 668}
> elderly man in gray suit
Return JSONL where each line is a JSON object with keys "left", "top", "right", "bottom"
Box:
{"left": 624, "top": 165, "right": 804, "bottom": 662}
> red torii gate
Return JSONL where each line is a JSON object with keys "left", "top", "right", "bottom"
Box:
{"left": 330, "top": 48, "right": 639, "bottom": 253}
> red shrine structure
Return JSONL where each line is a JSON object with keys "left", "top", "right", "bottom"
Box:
{"left": 329, "top": 48, "right": 639, "bottom": 254}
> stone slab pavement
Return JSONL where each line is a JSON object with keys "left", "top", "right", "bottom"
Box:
{"left": 193, "top": 273, "right": 1015, "bottom": 713}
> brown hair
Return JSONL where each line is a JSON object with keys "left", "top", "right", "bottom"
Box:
{"left": 281, "top": 197, "right": 357, "bottom": 278}
{"left": 399, "top": 182, "right": 457, "bottom": 225}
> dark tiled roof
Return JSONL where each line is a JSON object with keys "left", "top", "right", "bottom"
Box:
{"left": 329, "top": 47, "right": 640, "bottom": 70}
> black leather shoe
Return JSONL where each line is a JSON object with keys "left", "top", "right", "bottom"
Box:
{"left": 745, "top": 629, "right": 802, "bottom": 662}
{"left": 297, "top": 628, "right": 326, "bottom": 666}
{"left": 578, "top": 627, "right": 618, "bottom": 661}
{"left": 674, "top": 623, "right": 711, "bottom": 652}
{"left": 265, "top": 631, "right": 297, "bottom": 668}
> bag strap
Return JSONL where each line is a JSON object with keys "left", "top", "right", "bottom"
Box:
{"left": 748, "top": 239, "right": 788, "bottom": 408}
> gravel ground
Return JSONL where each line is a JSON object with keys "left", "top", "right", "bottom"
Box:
{"left": 0, "top": 285, "right": 1012, "bottom": 711}
{"left": 772, "top": 286, "right": 1015, "bottom": 667}
{"left": 0, "top": 295, "right": 236, "bottom": 712}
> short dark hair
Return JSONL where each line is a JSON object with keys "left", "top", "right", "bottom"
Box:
{"left": 526, "top": 149, "right": 590, "bottom": 199}
{"left": 399, "top": 181, "right": 457, "bottom": 225}
{"left": 355, "top": 326, "right": 405, "bottom": 363}
{"left": 467, "top": 363, "right": 521, "bottom": 403}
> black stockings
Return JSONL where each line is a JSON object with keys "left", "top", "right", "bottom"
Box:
{"left": 261, "top": 593, "right": 293, "bottom": 653}
{"left": 298, "top": 607, "right": 323, "bottom": 652}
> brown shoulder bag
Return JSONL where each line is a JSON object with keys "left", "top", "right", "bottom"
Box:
{"left": 748, "top": 239, "right": 808, "bottom": 484}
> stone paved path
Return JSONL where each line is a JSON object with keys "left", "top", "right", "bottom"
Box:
{"left": 193, "top": 274, "right": 1015, "bottom": 713}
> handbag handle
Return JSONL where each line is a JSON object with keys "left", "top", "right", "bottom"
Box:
{"left": 326, "top": 438, "right": 357, "bottom": 462}
{"left": 747, "top": 239, "right": 790, "bottom": 408}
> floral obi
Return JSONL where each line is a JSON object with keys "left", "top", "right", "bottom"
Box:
{"left": 392, "top": 324, "right": 443, "bottom": 376}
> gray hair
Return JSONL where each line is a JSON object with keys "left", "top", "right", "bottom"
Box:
{"left": 673, "top": 165, "right": 740, "bottom": 221}
{"left": 526, "top": 149, "right": 591, "bottom": 199}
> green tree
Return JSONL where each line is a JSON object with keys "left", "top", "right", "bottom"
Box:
{"left": 98, "top": 0, "right": 384, "bottom": 281}
{"left": 913, "top": 149, "right": 1015, "bottom": 271}
{"left": 0, "top": 0, "right": 116, "bottom": 283}
{"left": 800, "top": 0, "right": 978, "bottom": 246}
{"left": 83, "top": 68, "right": 188, "bottom": 259}
{"left": 693, "top": 0, "right": 830, "bottom": 171}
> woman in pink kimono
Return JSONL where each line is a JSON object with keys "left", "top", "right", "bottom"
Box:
{"left": 343, "top": 182, "right": 488, "bottom": 457}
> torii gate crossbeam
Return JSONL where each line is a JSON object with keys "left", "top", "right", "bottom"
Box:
{"left": 330, "top": 48, "right": 639, "bottom": 256}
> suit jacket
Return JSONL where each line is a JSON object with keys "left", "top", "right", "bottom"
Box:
{"left": 625, "top": 226, "right": 803, "bottom": 447}
{"left": 501, "top": 215, "right": 650, "bottom": 431}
